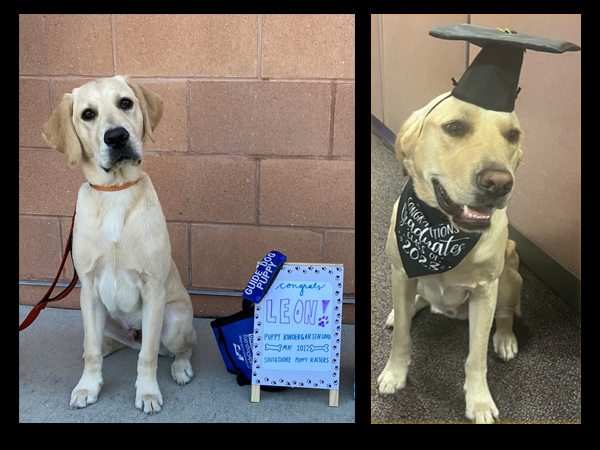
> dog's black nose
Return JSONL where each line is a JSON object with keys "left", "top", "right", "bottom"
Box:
{"left": 104, "top": 127, "right": 129, "bottom": 149}
{"left": 477, "top": 169, "right": 513, "bottom": 197}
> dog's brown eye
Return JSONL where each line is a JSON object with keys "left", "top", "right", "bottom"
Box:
{"left": 120, "top": 98, "right": 133, "bottom": 110}
{"left": 507, "top": 129, "right": 520, "bottom": 143}
{"left": 444, "top": 121, "right": 466, "bottom": 137}
{"left": 81, "top": 109, "right": 95, "bottom": 121}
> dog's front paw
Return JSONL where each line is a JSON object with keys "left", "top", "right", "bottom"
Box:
{"left": 493, "top": 330, "right": 518, "bottom": 361}
{"left": 377, "top": 360, "right": 409, "bottom": 394}
{"left": 465, "top": 390, "right": 499, "bottom": 424}
{"left": 70, "top": 377, "right": 104, "bottom": 409}
{"left": 135, "top": 379, "right": 163, "bottom": 414}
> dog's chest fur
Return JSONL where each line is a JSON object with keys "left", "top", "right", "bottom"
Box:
{"left": 72, "top": 179, "right": 170, "bottom": 325}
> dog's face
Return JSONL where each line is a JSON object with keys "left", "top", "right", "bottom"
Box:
{"left": 397, "top": 93, "right": 523, "bottom": 232}
{"left": 42, "top": 75, "right": 163, "bottom": 177}
{"left": 71, "top": 77, "right": 145, "bottom": 173}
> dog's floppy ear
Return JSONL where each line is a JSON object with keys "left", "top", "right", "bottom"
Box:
{"left": 396, "top": 93, "right": 452, "bottom": 177}
{"left": 42, "top": 93, "right": 82, "bottom": 168}
{"left": 124, "top": 76, "right": 164, "bottom": 143}
{"left": 395, "top": 110, "right": 424, "bottom": 177}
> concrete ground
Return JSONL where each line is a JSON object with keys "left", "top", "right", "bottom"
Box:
{"left": 19, "top": 305, "right": 355, "bottom": 423}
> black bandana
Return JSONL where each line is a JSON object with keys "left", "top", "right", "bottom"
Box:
{"left": 395, "top": 178, "right": 481, "bottom": 278}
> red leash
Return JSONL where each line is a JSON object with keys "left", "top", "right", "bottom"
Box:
{"left": 19, "top": 207, "right": 79, "bottom": 331}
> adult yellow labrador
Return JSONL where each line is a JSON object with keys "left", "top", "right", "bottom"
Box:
{"left": 377, "top": 92, "right": 523, "bottom": 424}
{"left": 42, "top": 76, "right": 196, "bottom": 414}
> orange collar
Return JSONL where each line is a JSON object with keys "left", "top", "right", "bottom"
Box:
{"left": 88, "top": 178, "right": 140, "bottom": 192}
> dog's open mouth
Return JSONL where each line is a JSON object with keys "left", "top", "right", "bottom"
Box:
{"left": 432, "top": 179, "right": 495, "bottom": 231}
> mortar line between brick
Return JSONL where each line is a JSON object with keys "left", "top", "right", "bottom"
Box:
{"left": 255, "top": 159, "right": 260, "bottom": 225}
{"left": 257, "top": 14, "right": 263, "bottom": 78}
{"left": 187, "top": 222, "right": 192, "bottom": 288}
{"left": 144, "top": 151, "right": 354, "bottom": 160}
{"left": 19, "top": 146, "right": 354, "bottom": 161}
{"left": 48, "top": 78, "right": 55, "bottom": 112}
{"left": 19, "top": 75, "right": 355, "bottom": 83}
{"left": 186, "top": 80, "right": 192, "bottom": 153}
{"left": 111, "top": 15, "right": 118, "bottom": 75}
{"left": 19, "top": 213, "right": 355, "bottom": 233}
{"left": 57, "top": 217, "right": 65, "bottom": 279}
{"left": 329, "top": 82, "right": 337, "bottom": 157}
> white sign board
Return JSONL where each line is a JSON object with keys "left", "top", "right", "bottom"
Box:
{"left": 251, "top": 263, "right": 343, "bottom": 390}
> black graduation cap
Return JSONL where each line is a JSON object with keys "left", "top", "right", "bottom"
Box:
{"left": 429, "top": 24, "right": 581, "bottom": 112}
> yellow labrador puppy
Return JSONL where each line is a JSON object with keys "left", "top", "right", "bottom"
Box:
{"left": 377, "top": 92, "right": 523, "bottom": 423}
{"left": 42, "top": 75, "right": 196, "bottom": 414}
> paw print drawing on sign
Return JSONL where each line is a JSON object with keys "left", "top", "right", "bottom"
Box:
{"left": 318, "top": 316, "right": 329, "bottom": 328}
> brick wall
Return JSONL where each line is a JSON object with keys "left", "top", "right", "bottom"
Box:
{"left": 19, "top": 14, "right": 355, "bottom": 322}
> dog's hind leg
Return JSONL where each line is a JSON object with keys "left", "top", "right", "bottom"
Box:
{"left": 101, "top": 315, "right": 142, "bottom": 354}
{"left": 385, "top": 294, "right": 428, "bottom": 328}
{"left": 161, "top": 297, "right": 196, "bottom": 386}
